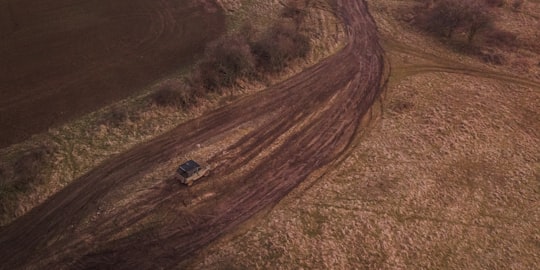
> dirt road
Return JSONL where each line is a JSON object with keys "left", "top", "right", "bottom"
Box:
{"left": 0, "top": 0, "right": 386, "bottom": 269}
{"left": 0, "top": 0, "right": 224, "bottom": 148}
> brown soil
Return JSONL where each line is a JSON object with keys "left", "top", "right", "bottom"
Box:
{"left": 0, "top": 0, "right": 225, "bottom": 148}
{"left": 0, "top": 0, "right": 387, "bottom": 269}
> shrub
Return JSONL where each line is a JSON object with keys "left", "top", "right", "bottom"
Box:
{"left": 415, "top": 0, "right": 492, "bottom": 44}
{"left": 11, "top": 145, "right": 55, "bottom": 191}
{"left": 416, "top": 0, "right": 465, "bottom": 38}
{"left": 194, "top": 34, "right": 255, "bottom": 92}
{"left": 463, "top": 2, "right": 492, "bottom": 44}
{"left": 251, "top": 22, "right": 311, "bottom": 72}
{"left": 150, "top": 81, "right": 196, "bottom": 108}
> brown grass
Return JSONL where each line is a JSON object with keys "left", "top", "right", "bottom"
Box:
{"left": 184, "top": 0, "right": 540, "bottom": 269}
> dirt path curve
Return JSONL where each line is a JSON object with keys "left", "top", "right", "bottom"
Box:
{"left": 0, "top": 0, "right": 386, "bottom": 269}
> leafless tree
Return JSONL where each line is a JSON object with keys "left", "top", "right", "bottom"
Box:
{"left": 420, "top": 0, "right": 492, "bottom": 44}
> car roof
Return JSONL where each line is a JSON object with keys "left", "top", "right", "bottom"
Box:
{"left": 177, "top": 159, "right": 201, "bottom": 173}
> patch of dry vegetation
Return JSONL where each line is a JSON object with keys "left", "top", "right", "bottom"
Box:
{"left": 0, "top": 0, "right": 345, "bottom": 226}
{"left": 0, "top": 143, "right": 56, "bottom": 221}
{"left": 184, "top": 0, "right": 540, "bottom": 269}
{"left": 402, "top": 0, "right": 540, "bottom": 72}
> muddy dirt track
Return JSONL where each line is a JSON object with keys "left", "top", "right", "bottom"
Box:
{"left": 0, "top": 0, "right": 386, "bottom": 269}
{"left": 0, "top": 0, "right": 224, "bottom": 148}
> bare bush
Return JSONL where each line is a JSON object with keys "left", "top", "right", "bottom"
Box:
{"left": 463, "top": 2, "right": 492, "bottom": 44}
{"left": 415, "top": 0, "right": 492, "bottom": 44}
{"left": 193, "top": 34, "right": 255, "bottom": 92}
{"left": 183, "top": 2, "right": 310, "bottom": 95}
{"left": 150, "top": 81, "right": 196, "bottom": 108}
{"left": 251, "top": 22, "right": 311, "bottom": 72}
{"left": 146, "top": 3, "right": 311, "bottom": 108}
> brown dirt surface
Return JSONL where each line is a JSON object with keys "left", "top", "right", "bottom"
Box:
{"left": 0, "top": 0, "right": 225, "bottom": 148}
{"left": 0, "top": 0, "right": 387, "bottom": 269}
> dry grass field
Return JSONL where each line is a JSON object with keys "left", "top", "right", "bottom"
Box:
{"left": 184, "top": 0, "right": 540, "bottom": 269}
